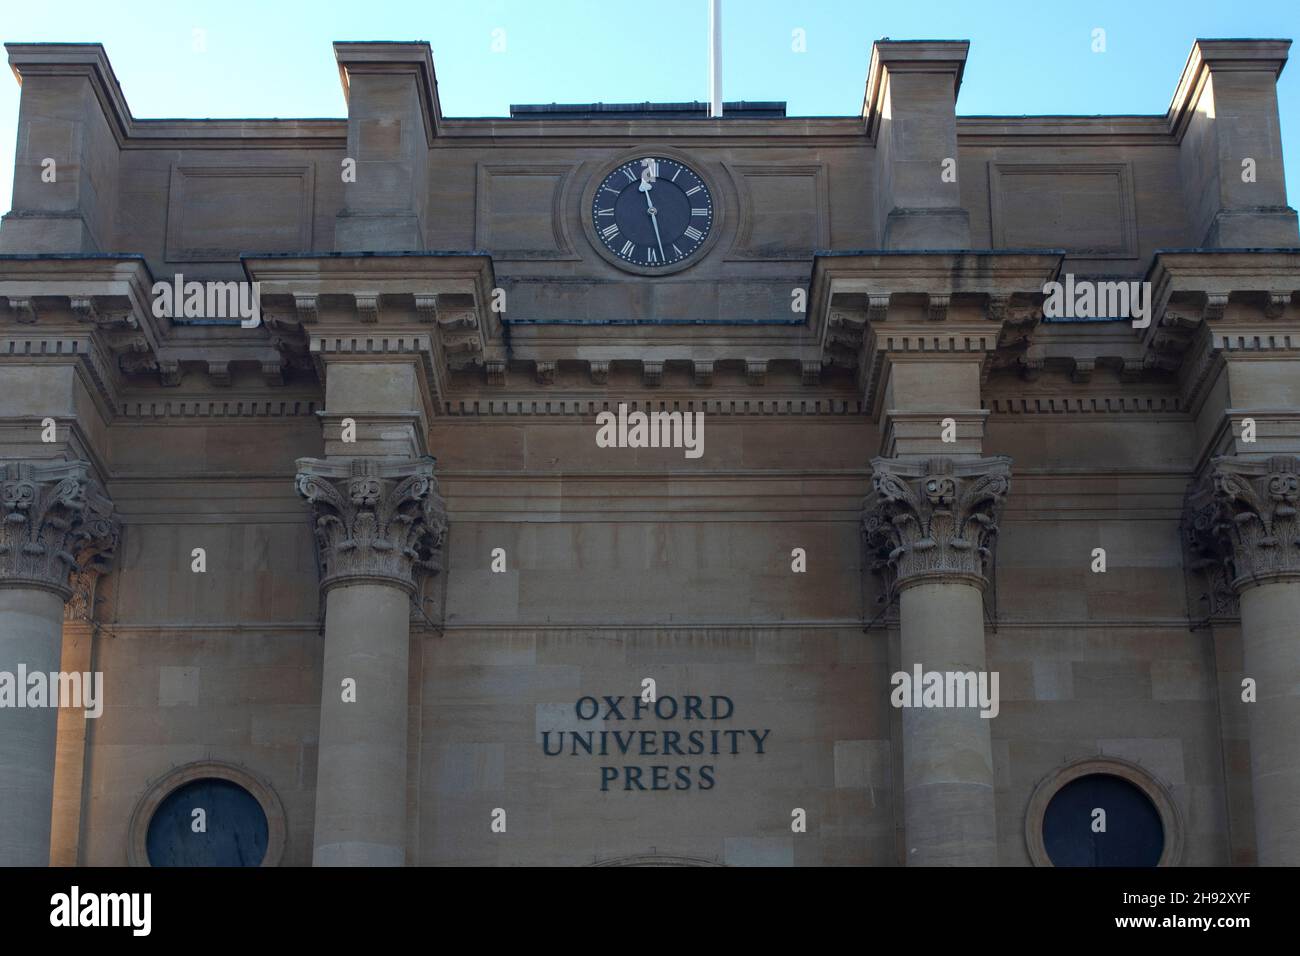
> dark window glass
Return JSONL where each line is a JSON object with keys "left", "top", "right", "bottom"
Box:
{"left": 1043, "top": 773, "right": 1163, "bottom": 867}
{"left": 146, "top": 778, "right": 268, "bottom": 867}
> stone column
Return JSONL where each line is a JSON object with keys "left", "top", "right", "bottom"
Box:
{"left": 1201, "top": 455, "right": 1300, "bottom": 864}
{"left": 0, "top": 460, "right": 118, "bottom": 866}
{"left": 864, "top": 455, "right": 1010, "bottom": 865}
{"left": 296, "top": 456, "right": 446, "bottom": 866}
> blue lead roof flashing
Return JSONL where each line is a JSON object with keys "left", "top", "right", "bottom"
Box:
{"left": 500, "top": 317, "right": 806, "bottom": 327}
{"left": 508, "top": 101, "right": 787, "bottom": 119}
{"left": 1040, "top": 314, "right": 1131, "bottom": 324}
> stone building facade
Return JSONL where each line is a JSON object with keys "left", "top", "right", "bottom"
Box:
{"left": 0, "top": 37, "right": 1297, "bottom": 867}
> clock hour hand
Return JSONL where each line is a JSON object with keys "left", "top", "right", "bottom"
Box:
{"left": 643, "top": 188, "right": 666, "bottom": 261}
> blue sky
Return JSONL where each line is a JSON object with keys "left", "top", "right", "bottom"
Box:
{"left": 1, "top": 0, "right": 1298, "bottom": 220}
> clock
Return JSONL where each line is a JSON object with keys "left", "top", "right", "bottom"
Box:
{"left": 590, "top": 156, "right": 714, "bottom": 270}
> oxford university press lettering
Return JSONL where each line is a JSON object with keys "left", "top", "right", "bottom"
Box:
{"left": 541, "top": 694, "right": 771, "bottom": 791}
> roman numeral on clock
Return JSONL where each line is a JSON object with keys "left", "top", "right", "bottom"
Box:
{"left": 691, "top": 208, "right": 708, "bottom": 216}
{"left": 597, "top": 208, "right": 614, "bottom": 217}
{"left": 685, "top": 185, "right": 702, "bottom": 196}
{"left": 601, "top": 224, "right": 619, "bottom": 239}
{"left": 622, "top": 167, "right": 636, "bottom": 182}
{"left": 684, "top": 226, "right": 703, "bottom": 241}
{"left": 620, "top": 240, "right": 634, "bottom": 257}
{"left": 647, "top": 248, "right": 658, "bottom": 263}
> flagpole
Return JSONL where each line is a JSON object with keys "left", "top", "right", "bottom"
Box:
{"left": 708, "top": 0, "right": 722, "bottom": 117}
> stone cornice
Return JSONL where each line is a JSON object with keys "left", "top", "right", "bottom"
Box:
{"left": 242, "top": 252, "right": 496, "bottom": 294}
{"left": 244, "top": 253, "right": 498, "bottom": 409}
{"left": 295, "top": 456, "right": 447, "bottom": 596}
{"left": 1143, "top": 250, "right": 1300, "bottom": 413}
{"left": 0, "top": 459, "right": 120, "bottom": 600}
{"left": 809, "top": 250, "right": 1062, "bottom": 418}
{"left": 0, "top": 255, "right": 172, "bottom": 407}
{"left": 1148, "top": 249, "right": 1300, "bottom": 302}
{"left": 116, "top": 398, "right": 321, "bottom": 419}
{"left": 957, "top": 115, "right": 1174, "bottom": 147}
{"left": 985, "top": 395, "right": 1186, "bottom": 415}
{"left": 863, "top": 454, "right": 1012, "bottom": 593}
{"left": 436, "top": 396, "right": 865, "bottom": 417}
{"left": 0, "top": 257, "right": 295, "bottom": 394}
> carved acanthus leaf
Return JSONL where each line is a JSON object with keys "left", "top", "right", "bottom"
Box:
{"left": 863, "top": 455, "right": 1011, "bottom": 591}
{"left": 0, "top": 460, "right": 120, "bottom": 600}
{"left": 1202, "top": 455, "right": 1300, "bottom": 589}
{"left": 295, "top": 457, "right": 447, "bottom": 595}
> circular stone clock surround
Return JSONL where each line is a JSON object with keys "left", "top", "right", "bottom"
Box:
{"left": 580, "top": 148, "right": 726, "bottom": 276}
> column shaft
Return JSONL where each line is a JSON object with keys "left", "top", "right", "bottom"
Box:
{"left": 313, "top": 583, "right": 412, "bottom": 866}
{"left": 0, "top": 588, "right": 68, "bottom": 865}
{"left": 899, "top": 581, "right": 996, "bottom": 865}
{"left": 1239, "top": 582, "right": 1300, "bottom": 864}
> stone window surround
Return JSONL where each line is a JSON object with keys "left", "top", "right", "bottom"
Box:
{"left": 126, "top": 760, "right": 287, "bottom": 867}
{"left": 1023, "top": 756, "right": 1184, "bottom": 868}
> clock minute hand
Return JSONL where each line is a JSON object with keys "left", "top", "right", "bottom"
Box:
{"left": 643, "top": 187, "right": 666, "bottom": 261}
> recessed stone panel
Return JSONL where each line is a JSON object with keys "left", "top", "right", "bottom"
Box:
{"left": 165, "top": 164, "right": 315, "bottom": 261}
{"left": 989, "top": 162, "right": 1138, "bottom": 257}
{"left": 475, "top": 163, "right": 578, "bottom": 259}
{"left": 726, "top": 163, "right": 829, "bottom": 259}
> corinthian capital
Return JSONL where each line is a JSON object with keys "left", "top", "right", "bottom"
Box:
{"left": 863, "top": 455, "right": 1012, "bottom": 592}
{"left": 1196, "top": 455, "right": 1300, "bottom": 591}
{"left": 295, "top": 457, "right": 447, "bottom": 595}
{"left": 0, "top": 460, "right": 120, "bottom": 600}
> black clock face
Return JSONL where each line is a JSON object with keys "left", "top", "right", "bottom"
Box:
{"left": 591, "top": 157, "right": 713, "bottom": 268}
